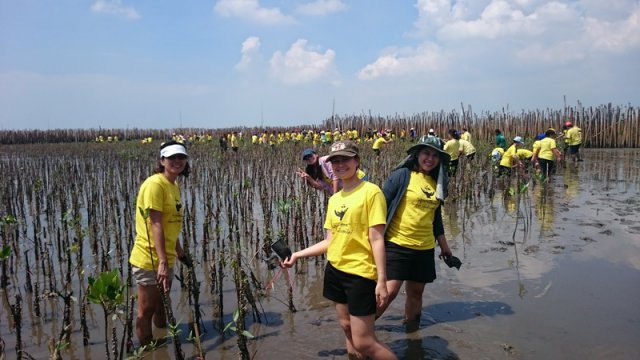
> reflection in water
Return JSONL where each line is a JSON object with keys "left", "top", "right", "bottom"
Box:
{"left": 533, "top": 184, "right": 556, "bottom": 233}
{"left": 562, "top": 166, "right": 580, "bottom": 200}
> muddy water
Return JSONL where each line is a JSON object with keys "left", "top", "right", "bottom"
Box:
{"left": 3, "top": 148, "right": 640, "bottom": 359}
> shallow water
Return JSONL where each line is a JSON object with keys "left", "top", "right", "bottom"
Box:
{"left": 2, "top": 148, "right": 640, "bottom": 359}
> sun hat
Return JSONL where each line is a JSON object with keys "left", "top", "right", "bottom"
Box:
{"left": 160, "top": 141, "right": 188, "bottom": 158}
{"left": 327, "top": 140, "right": 359, "bottom": 162}
{"left": 407, "top": 135, "right": 451, "bottom": 164}
{"left": 565, "top": 121, "right": 573, "bottom": 127}
{"left": 428, "top": 128, "right": 435, "bottom": 134}
{"left": 301, "top": 148, "right": 316, "bottom": 160}
{"left": 513, "top": 136, "right": 524, "bottom": 144}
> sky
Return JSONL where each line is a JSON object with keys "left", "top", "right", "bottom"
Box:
{"left": 0, "top": 0, "right": 639, "bottom": 130}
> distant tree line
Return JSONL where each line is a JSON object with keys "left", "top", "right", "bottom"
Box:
{"left": 0, "top": 103, "right": 637, "bottom": 148}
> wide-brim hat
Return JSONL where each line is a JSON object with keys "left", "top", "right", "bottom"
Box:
{"left": 407, "top": 135, "right": 451, "bottom": 165}
{"left": 327, "top": 140, "right": 359, "bottom": 162}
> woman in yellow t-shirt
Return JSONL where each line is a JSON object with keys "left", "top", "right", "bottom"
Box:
{"left": 443, "top": 129, "right": 461, "bottom": 177}
{"left": 283, "top": 141, "right": 397, "bottom": 360}
{"left": 376, "top": 135, "right": 454, "bottom": 329}
{"left": 129, "top": 140, "right": 190, "bottom": 346}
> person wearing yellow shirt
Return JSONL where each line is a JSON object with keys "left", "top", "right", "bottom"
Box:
{"left": 372, "top": 133, "right": 393, "bottom": 156}
{"left": 283, "top": 141, "right": 397, "bottom": 360}
{"left": 498, "top": 136, "right": 525, "bottom": 177}
{"left": 516, "top": 148, "right": 534, "bottom": 170}
{"left": 351, "top": 127, "right": 359, "bottom": 141}
{"left": 460, "top": 127, "right": 471, "bottom": 142}
{"left": 129, "top": 141, "right": 191, "bottom": 347}
{"left": 532, "top": 128, "right": 563, "bottom": 180}
{"left": 443, "top": 129, "right": 461, "bottom": 176}
{"left": 230, "top": 131, "right": 238, "bottom": 152}
{"left": 458, "top": 138, "right": 476, "bottom": 161}
{"left": 564, "top": 121, "right": 583, "bottom": 163}
{"left": 376, "top": 135, "right": 454, "bottom": 331}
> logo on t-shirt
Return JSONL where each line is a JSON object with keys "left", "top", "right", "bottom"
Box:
{"left": 175, "top": 201, "right": 182, "bottom": 212}
{"left": 334, "top": 205, "right": 348, "bottom": 221}
{"left": 421, "top": 187, "right": 434, "bottom": 199}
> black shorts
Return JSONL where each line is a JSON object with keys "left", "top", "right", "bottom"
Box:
{"left": 539, "top": 158, "right": 555, "bottom": 176}
{"left": 466, "top": 153, "right": 476, "bottom": 161}
{"left": 568, "top": 144, "right": 581, "bottom": 154}
{"left": 385, "top": 241, "right": 436, "bottom": 283}
{"left": 323, "top": 262, "right": 377, "bottom": 316}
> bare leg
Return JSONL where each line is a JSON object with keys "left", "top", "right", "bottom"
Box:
{"left": 136, "top": 284, "right": 161, "bottom": 346}
{"left": 153, "top": 274, "right": 172, "bottom": 328}
{"left": 404, "top": 281, "right": 426, "bottom": 322}
{"left": 335, "top": 303, "right": 364, "bottom": 359}
{"left": 350, "top": 314, "right": 397, "bottom": 360}
{"left": 376, "top": 280, "right": 403, "bottom": 319}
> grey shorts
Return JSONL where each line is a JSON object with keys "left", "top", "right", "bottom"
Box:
{"left": 132, "top": 266, "right": 174, "bottom": 286}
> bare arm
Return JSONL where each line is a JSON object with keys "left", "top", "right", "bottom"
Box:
{"left": 369, "top": 224, "right": 389, "bottom": 308}
{"left": 282, "top": 230, "right": 332, "bottom": 268}
{"left": 149, "top": 209, "right": 170, "bottom": 292}
{"left": 296, "top": 168, "right": 324, "bottom": 191}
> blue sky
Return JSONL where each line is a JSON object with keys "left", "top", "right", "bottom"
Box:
{"left": 1, "top": 0, "right": 638, "bottom": 130}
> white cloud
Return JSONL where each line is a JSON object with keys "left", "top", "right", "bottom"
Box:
{"left": 357, "top": 42, "right": 447, "bottom": 80}
{"left": 516, "top": 3, "right": 640, "bottom": 63}
{"left": 214, "top": 0, "right": 295, "bottom": 25}
{"left": 90, "top": 0, "right": 140, "bottom": 20}
{"left": 235, "top": 36, "right": 261, "bottom": 70}
{"left": 296, "top": 0, "right": 348, "bottom": 16}
{"left": 269, "top": 39, "right": 336, "bottom": 85}
{"left": 584, "top": 7, "right": 640, "bottom": 53}
{"left": 439, "top": 1, "right": 541, "bottom": 39}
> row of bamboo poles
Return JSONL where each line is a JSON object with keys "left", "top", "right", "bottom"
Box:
{"left": 0, "top": 103, "right": 638, "bottom": 148}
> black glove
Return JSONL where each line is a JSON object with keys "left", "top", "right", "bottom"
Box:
{"left": 442, "top": 255, "right": 462, "bottom": 270}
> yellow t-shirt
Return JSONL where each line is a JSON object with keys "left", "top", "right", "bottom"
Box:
{"left": 130, "top": 173, "right": 183, "bottom": 270}
{"left": 372, "top": 137, "right": 386, "bottom": 150}
{"left": 460, "top": 131, "right": 471, "bottom": 142}
{"left": 459, "top": 139, "right": 476, "bottom": 156}
{"left": 444, "top": 139, "right": 460, "bottom": 160}
{"left": 566, "top": 127, "right": 582, "bottom": 145}
{"left": 500, "top": 144, "right": 518, "bottom": 167}
{"left": 386, "top": 172, "right": 439, "bottom": 250}
{"left": 537, "top": 137, "right": 557, "bottom": 161}
{"left": 517, "top": 149, "right": 533, "bottom": 160}
{"left": 324, "top": 181, "right": 386, "bottom": 280}
{"left": 532, "top": 140, "right": 542, "bottom": 154}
